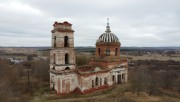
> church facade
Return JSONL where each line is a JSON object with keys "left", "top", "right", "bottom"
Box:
{"left": 49, "top": 21, "right": 128, "bottom": 94}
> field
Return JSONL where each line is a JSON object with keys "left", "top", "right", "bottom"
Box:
{"left": 31, "top": 83, "right": 180, "bottom": 102}
{"left": 122, "top": 53, "right": 180, "bottom": 61}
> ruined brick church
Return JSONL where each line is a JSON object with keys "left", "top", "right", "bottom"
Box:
{"left": 49, "top": 20, "right": 128, "bottom": 94}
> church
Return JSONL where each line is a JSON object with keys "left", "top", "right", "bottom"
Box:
{"left": 49, "top": 20, "right": 128, "bottom": 94}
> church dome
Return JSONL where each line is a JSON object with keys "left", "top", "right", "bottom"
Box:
{"left": 97, "top": 32, "right": 119, "bottom": 43}
{"left": 96, "top": 20, "right": 120, "bottom": 43}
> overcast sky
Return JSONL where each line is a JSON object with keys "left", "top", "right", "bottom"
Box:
{"left": 0, "top": 0, "right": 180, "bottom": 47}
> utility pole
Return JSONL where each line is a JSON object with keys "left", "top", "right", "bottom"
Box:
{"left": 24, "top": 62, "right": 32, "bottom": 94}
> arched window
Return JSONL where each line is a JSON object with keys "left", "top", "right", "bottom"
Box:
{"left": 100, "top": 78, "right": 102, "bottom": 86}
{"left": 104, "top": 77, "right": 108, "bottom": 85}
{"left": 65, "top": 67, "right": 70, "bottom": 70}
{"left": 117, "top": 74, "right": 121, "bottom": 84}
{"left": 64, "top": 36, "right": 69, "bottom": 47}
{"left": 115, "top": 48, "right": 118, "bottom": 56}
{"left": 106, "top": 48, "right": 110, "bottom": 56}
{"left": 53, "top": 53, "right": 56, "bottom": 64}
{"left": 122, "top": 73, "right": 124, "bottom": 79}
{"left": 65, "top": 53, "right": 69, "bottom": 64}
{"left": 112, "top": 75, "right": 115, "bottom": 82}
{"left": 54, "top": 36, "right": 56, "bottom": 47}
{"left": 95, "top": 77, "right": 99, "bottom": 86}
{"left": 98, "top": 48, "right": 101, "bottom": 56}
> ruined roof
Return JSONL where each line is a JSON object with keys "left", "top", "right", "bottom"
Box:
{"left": 77, "top": 65, "right": 108, "bottom": 74}
{"left": 53, "top": 21, "right": 72, "bottom": 26}
{"left": 51, "top": 29, "right": 74, "bottom": 33}
{"left": 77, "top": 65, "right": 95, "bottom": 72}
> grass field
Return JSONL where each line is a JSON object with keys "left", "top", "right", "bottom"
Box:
{"left": 31, "top": 83, "right": 180, "bottom": 102}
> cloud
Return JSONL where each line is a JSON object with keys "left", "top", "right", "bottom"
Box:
{"left": 0, "top": 1, "right": 42, "bottom": 15}
{"left": 0, "top": 0, "right": 180, "bottom": 47}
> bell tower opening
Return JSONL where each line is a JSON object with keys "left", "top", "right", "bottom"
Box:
{"left": 54, "top": 36, "right": 56, "bottom": 47}
{"left": 64, "top": 36, "right": 69, "bottom": 47}
{"left": 53, "top": 53, "right": 56, "bottom": 64}
{"left": 65, "top": 53, "right": 69, "bottom": 64}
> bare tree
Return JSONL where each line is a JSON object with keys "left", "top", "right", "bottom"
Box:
{"left": 129, "top": 68, "right": 146, "bottom": 96}
{"left": 76, "top": 55, "right": 89, "bottom": 66}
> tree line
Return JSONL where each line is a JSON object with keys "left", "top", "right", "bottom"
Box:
{"left": 0, "top": 58, "right": 49, "bottom": 102}
{"left": 129, "top": 59, "right": 180, "bottom": 96}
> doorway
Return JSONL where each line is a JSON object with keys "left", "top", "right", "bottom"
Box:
{"left": 117, "top": 74, "right": 121, "bottom": 84}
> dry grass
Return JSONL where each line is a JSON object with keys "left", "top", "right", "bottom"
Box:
{"left": 30, "top": 83, "right": 180, "bottom": 102}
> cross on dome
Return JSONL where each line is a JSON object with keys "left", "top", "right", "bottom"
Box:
{"left": 106, "top": 18, "right": 111, "bottom": 33}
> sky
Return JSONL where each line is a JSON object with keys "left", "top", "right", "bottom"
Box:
{"left": 0, "top": 0, "right": 180, "bottom": 47}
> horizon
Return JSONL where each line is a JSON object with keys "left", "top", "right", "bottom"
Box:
{"left": 1, "top": 46, "right": 180, "bottom": 48}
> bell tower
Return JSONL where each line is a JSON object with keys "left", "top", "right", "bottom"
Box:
{"left": 49, "top": 21, "right": 78, "bottom": 94}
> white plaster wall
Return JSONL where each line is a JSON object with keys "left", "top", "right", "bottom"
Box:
{"left": 111, "top": 67, "right": 128, "bottom": 84}
{"left": 78, "top": 72, "right": 111, "bottom": 92}
{"left": 50, "top": 72, "right": 78, "bottom": 93}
